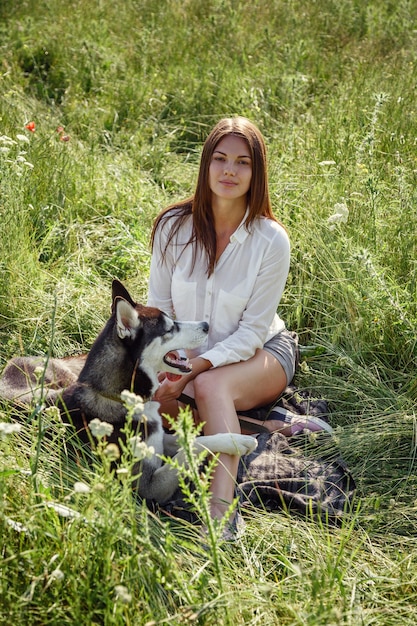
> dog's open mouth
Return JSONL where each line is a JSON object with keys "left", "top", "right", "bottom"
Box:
{"left": 163, "top": 352, "right": 192, "bottom": 374}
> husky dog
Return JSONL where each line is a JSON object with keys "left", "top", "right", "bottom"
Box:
{"left": 0, "top": 280, "right": 257, "bottom": 503}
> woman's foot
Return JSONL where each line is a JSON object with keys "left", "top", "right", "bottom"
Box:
{"left": 221, "top": 510, "right": 245, "bottom": 541}
{"left": 239, "top": 406, "right": 333, "bottom": 436}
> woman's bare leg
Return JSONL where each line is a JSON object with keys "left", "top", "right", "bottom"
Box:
{"left": 193, "top": 348, "right": 287, "bottom": 520}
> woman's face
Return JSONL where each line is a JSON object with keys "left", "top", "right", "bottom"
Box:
{"left": 208, "top": 135, "right": 252, "bottom": 204}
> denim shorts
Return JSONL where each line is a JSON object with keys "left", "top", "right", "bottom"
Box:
{"left": 263, "top": 329, "right": 299, "bottom": 385}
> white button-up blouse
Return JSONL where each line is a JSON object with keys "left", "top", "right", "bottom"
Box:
{"left": 147, "top": 210, "right": 290, "bottom": 368}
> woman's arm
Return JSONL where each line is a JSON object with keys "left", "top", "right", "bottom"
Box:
{"left": 201, "top": 224, "right": 290, "bottom": 367}
{"left": 147, "top": 219, "right": 176, "bottom": 317}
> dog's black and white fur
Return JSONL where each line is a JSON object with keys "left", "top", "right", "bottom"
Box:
{"left": 0, "top": 280, "right": 257, "bottom": 503}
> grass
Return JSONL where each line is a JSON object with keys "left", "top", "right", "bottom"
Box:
{"left": 1, "top": 0, "right": 417, "bottom": 623}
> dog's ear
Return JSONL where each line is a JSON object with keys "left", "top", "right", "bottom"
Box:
{"left": 115, "top": 298, "right": 142, "bottom": 339}
{"left": 112, "top": 279, "right": 136, "bottom": 310}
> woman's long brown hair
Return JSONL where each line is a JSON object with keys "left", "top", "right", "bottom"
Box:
{"left": 151, "top": 116, "right": 278, "bottom": 276}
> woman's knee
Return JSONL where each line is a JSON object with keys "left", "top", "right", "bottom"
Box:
{"left": 193, "top": 369, "right": 223, "bottom": 404}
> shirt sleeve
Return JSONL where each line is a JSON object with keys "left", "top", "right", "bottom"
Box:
{"left": 200, "top": 225, "right": 290, "bottom": 368}
{"left": 147, "top": 219, "right": 176, "bottom": 318}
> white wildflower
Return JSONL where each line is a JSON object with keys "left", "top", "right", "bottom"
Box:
{"left": 88, "top": 418, "right": 114, "bottom": 439}
{"left": 328, "top": 202, "right": 349, "bottom": 229}
{"left": 103, "top": 443, "right": 120, "bottom": 460}
{"left": 121, "top": 389, "right": 145, "bottom": 418}
{"left": 130, "top": 435, "right": 155, "bottom": 461}
{"left": 50, "top": 568, "right": 65, "bottom": 582}
{"left": 336, "top": 356, "right": 351, "bottom": 367}
{"left": 46, "top": 502, "right": 81, "bottom": 519}
{"left": 33, "top": 363, "right": 47, "bottom": 377}
{"left": 16, "top": 134, "right": 30, "bottom": 143}
{"left": 114, "top": 584, "right": 132, "bottom": 604}
{"left": 0, "top": 135, "right": 16, "bottom": 146}
{"left": 319, "top": 160, "right": 336, "bottom": 166}
{"left": 5, "top": 516, "right": 28, "bottom": 533}
{"left": 73, "top": 481, "right": 91, "bottom": 494}
{"left": 0, "top": 422, "right": 22, "bottom": 438}
{"left": 42, "top": 406, "right": 61, "bottom": 423}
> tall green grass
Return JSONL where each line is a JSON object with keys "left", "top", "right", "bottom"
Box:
{"left": 1, "top": 0, "right": 417, "bottom": 623}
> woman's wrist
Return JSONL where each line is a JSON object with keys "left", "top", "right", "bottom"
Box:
{"left": 188, "top": 356, "right": 212, "bottom": 380}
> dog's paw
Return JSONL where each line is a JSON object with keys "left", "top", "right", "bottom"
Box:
{"left": 196, "top": 433, "right": 258, "bottom": 457}
{"left": 229, "top": 434, "right": 258, "bottom": 456}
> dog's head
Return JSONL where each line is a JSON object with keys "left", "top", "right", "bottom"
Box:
{"left": 111, "top": 280, "right": 209, "bottom": 386}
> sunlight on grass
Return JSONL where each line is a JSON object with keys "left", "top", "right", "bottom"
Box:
{"left": 1, "top": 0, "right": 417, "bottom": 623}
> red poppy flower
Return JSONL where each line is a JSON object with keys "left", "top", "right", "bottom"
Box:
{"left": 25, "top": 121, "right": 36, "bottom": 132}
{"left": 60, "top": 134, "right": 70, "bottom": 142}
{"left": 56, "top": 126, "right": 65, "bottom": 134}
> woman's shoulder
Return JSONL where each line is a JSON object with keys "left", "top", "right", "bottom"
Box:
{"left": 254, "top": 216, "right": 290, "bottom": 243}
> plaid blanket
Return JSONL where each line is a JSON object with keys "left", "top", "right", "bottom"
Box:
{"left": 237, "top": 431, "right": 355, "bottom": 519}
{"left": 159, "top": 430, "right": 355, "bottom": 523}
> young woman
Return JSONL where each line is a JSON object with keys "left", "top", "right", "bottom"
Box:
{"left": 147, "top": 116, "right": 299, "bottom": 527}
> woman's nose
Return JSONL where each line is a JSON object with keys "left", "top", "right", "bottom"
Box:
{"left": 224, "top": 162, "right": 236, "bottom": 175}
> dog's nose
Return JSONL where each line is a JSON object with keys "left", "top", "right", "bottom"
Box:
{"left": 201, "top": 322, "right": 209, "bottom": 333}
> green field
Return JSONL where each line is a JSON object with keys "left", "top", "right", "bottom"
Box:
{"left": 1, "top": 0, "right": 417, "bottom": 623}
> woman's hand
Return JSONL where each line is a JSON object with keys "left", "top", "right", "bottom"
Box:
{"left": 153, "top": 355, "right": 212, "bottom": 404}
{"left": 153, "top": 374, "right": 189, "bottom": 404}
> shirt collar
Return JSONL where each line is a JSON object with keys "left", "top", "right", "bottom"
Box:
{"left": 230, "top": 208, "right": 250, "bottom": 244}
